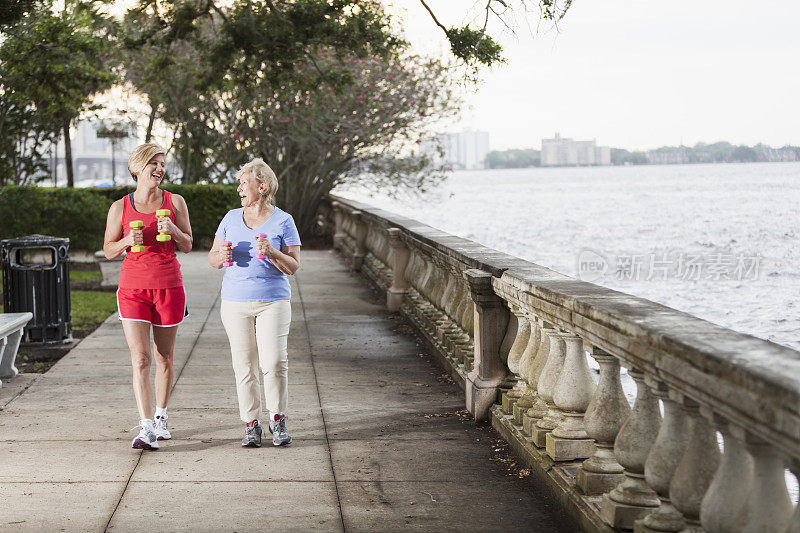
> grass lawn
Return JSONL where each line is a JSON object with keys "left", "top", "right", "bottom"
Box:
{"left": 0, "top": 268, "right": 115, "bottom": 330}
{"left": 70, "top": 270, "right": 102, "bottom": 283}
{"left": 71, "top": 290, "right": 118, "bottom": 331}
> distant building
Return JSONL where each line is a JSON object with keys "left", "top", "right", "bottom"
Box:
{"left": 646, "top": 150, "right": 690, "bottom": 165}
{"left": 49, "top": 121, "right": 140, "bottom": 186}
{"left": 541, "top": 133, "right": 610, "bottom": 166}
{"left": 421, "top": 130, "right": 490, "bottom": 170}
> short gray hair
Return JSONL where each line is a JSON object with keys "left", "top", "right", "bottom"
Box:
{"left": 236, "top": 158, "right": 278, "bottom": 203}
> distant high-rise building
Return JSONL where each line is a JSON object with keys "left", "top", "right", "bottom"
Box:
{"left": 421, "top": 130, "right": 490, "bottom": 170}
{"left": 541, "top": 133, "right": 610, "bottom": 166}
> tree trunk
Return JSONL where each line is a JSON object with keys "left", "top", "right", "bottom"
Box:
{"left": 63, "top": 119, "right": 74, "bottom": 188}
{"left": 183, "top": 138, "right": 191, "bottom": 183}
{"left": 145, "top": 100, "right": 157, "bottom": 143}
{"left": 52, "top": 143, "right": 57, "bottom": 186}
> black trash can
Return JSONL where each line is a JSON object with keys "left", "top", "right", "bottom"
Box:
{"left": 1, "top": 235, "right": 72, "bottom": 344}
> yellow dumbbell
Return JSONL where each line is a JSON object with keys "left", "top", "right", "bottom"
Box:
{"left": 155, "top": 209, "right": 172, "bottom": 242}
{"left": 129, "top": 220, "right": 145, "bottom": 252}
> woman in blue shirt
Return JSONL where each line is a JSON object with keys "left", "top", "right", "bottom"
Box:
{"left": 208, "top": 158, "right": 301, "bottom": 447}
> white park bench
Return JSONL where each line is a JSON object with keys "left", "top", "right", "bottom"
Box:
{"left": 0, "top": 312, "right": 33, "bottom": 387}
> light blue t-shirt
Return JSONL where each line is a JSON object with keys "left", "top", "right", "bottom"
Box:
{"left": 215, "top": 207, "right": 301, "bottom": 302}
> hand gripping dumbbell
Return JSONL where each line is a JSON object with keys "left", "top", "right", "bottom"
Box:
{"left": 129, "top": 220, "right": 145, "bottom": 252}
{"left": 155, "top": 209, "right": 172, "bottom": 242}
{"left": 255, "top": 233, "right": 268, "bottom": 259}
{"left": 221, "top": 241, "right": 233, "bottom": 267}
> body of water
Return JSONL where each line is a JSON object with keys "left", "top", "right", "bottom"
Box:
{"left": 336, "top": 162, "right": 800, "bottom": 351}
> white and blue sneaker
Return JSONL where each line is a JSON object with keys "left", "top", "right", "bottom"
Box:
{"left": 154, "top": 414, "right": 171, "bottom": 440}
{"left": 131, "top": 420, "right": 159, "bottom": 450}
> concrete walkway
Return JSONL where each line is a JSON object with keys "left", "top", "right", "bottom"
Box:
{"left": 0, "top": 251, "right": 574, "bottom": 532}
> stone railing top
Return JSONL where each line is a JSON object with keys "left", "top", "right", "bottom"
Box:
{"left": 330, "top": 193, "right": 800, "bottom": 457}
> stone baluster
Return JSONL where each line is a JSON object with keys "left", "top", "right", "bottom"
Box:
{"left": 668, "top": 396, "right": 720, "bottom": 530}
{"left": 547, "top": 334, "right": 597, "bottom": 461}
{"left": 522, "top": 324, "right": 553, "bottom": 436}
{"left": 736, "top": 433, "right": 793, "bottom": 533}
{"left": 498, "top": 302, "right": 518, "bottom": 367}
{"left": 416, "top": 253, "right": 435, "bottom": 324}
{"left": 440, "top": 272, "right": 465, "bottom": 352}
{"left": 418, "top": 255, "right": 439, "bottom": 321}
{"left": 512, "top": 315, "right": 541, "bottom": 426}
{"left": 370, "top": 229, "right": 390, "bottom": 285}
{"left": 427, "top": 258, "right": 447, "bottom": 322}
{"left": 788, "top": 463, "right": 800, "bottom": 533}
{"left": 462, "top": 297, "right": 474, "bottom": 344}
{"left": 447, "top": 278, "right": 473, "bottom": 367}
{"left": 463, "top": 269, "right": 509, "bottom": 422}
{"left": 532, "top": 331, "right": 568, "bottom": 448}
{"left": 633, "top": 383, "right": 689, "bottom": 532}
{"left": 529, "top": 321, "right": 550, "bottom": 394}
{"left": 352, "top": 211, "right": 368, "bottom": 271}
{"left": 386, "top": 228, "right": 410, "bottom": 312}
{"left": 442, "top": 271, "right": 474, "bottom": 364}
{"left": 458, "top": 292, "right": 474, "bottom": 344}
{"left": 601, "top": 368, "right": 661, "bottom": 529}
{"left": 435, "top": 266, "right": 458, "bottom": 342}
{"left": 332, "top": 201, "right": 345, "bottom": 250}
{"left": 402, "top": 249, "right": 421, "bottom": 314}
{"left": 376, "top": 229, "right": 391, "bottom": 271}
{"left": 501, "top": 305, "right": 530, "bottom": 414}
{"left": 699, "top": 418, "right": 753, "bottom": 533}
{"left": 435, "top": 259, "right": 452, "bottom": 318}
{"left": 427, "top": 262, "right": 447, "bottom": 330}
{"left": 410, "top": 251, "right": 427, "bottom": 307}
{"left": 449, "top": 269, "right": 472, "bottom": 367}
{"left": 577, "top": 349, "right": 629, "bottom": 495}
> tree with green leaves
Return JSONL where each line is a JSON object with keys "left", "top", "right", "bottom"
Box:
{"left": 0, "top": 5, "right": 117, "bottom": 187}
{"left": 0, "top": 0, "right": 37, "bottom": 27}
{"left": 212, "top": 48, "right": 459, "bottom": 234}
{"left": 121, "top": 0, "right": 458, "bottom": 235}
{"left": 0, "top": 90, "right": 56, "bottom": 185}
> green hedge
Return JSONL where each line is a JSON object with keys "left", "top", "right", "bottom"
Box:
{"left": 0, "top": 184, "right": 240, "bottom": 251}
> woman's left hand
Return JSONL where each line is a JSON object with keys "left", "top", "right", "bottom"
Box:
{"left": 256, "top": 235, "right": 275, "bottom": 258}
{"left": 157, "top": 216, "right": 179, "bottom": 236}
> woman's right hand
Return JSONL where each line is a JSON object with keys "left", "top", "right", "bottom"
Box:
{"left": 219, "top": 246, "right": 233, "bottom": 264}
{"left": 126, "top": 228, "right": 144, "bottom": 248}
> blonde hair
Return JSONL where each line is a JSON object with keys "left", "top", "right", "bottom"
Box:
{"left": 236, "top": 158, "right": 278, "bottom": 203}
{"left": 128, "top": 143, "right": 166, "bottom": 181}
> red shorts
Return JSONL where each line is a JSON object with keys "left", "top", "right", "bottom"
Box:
{"left": 117, "top": 287, "right": 188, "bottom": 327}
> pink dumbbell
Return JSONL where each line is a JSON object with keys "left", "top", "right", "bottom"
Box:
{"left": 221, "top": 241, "right": 233, "bottom": 267}
{"left": 255, "top": 233, "right": 268, "bottom": 259}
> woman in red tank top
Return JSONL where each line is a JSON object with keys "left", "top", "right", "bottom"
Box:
{"left": 102, "top": 143, "right": 193, "bottom": 450}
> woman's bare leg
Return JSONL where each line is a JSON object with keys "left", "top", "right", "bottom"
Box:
{"left": 152, "top": 325, "right": 178, "bottom": 409}
{"left": 122, "top": 320, "right": 154, "bottom": 420}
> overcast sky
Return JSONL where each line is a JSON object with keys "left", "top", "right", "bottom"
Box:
{"left": 388, "top": 0, "right": 800, "bottom": 151}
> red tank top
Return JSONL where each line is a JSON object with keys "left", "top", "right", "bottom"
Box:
{"left": 119, "top": 189, "right": 183, "bottom": 289}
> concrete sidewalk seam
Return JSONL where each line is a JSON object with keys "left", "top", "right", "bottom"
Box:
{"left": 1, "top": 371, "right": 43, "bottom": 410}
{"left": 104, "top": 451, "right": 142, "bottom": 533}
{"left": 296, "top": 272, "right": 347, "bottom": 533}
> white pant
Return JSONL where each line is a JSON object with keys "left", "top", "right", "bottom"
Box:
{"left": 220, "top": 299, "right": 291, "bottom": 422}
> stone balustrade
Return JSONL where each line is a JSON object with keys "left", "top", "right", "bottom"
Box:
{"left": 328, "top": 195, "right": 800, "bottom": 532}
